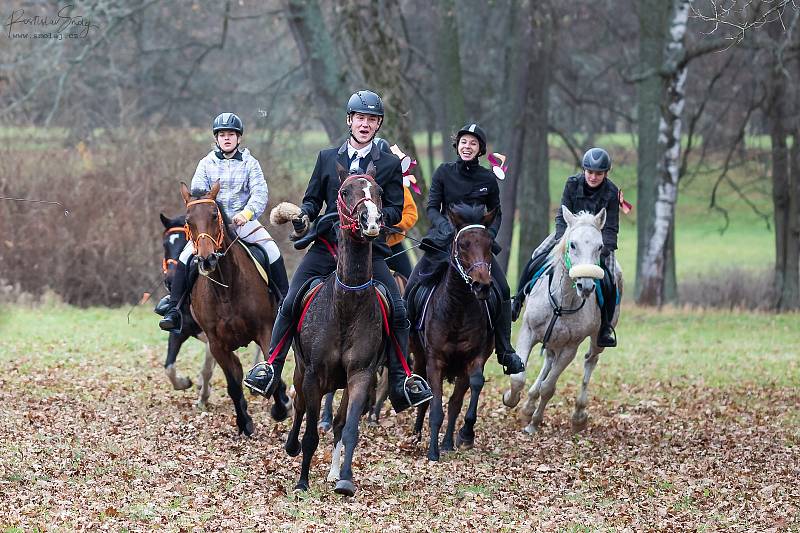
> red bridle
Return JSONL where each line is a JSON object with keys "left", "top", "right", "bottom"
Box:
{"left": 337, "top": 178, "right": 375, "bottom": 235}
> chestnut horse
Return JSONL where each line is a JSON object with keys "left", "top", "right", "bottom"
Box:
{"left": 410, "top": 204, "right": 496, "bottom": 461}
{"left": 180, "top": 182, "right": 289, "bottom": 435}
{"left": 285, "top": 167, "right": 386, "bottom": 496}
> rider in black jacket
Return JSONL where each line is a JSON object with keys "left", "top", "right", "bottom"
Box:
{"left": 512, "top": 147, "right": 620, "bottom": 347}
{"left": 243, "top": 90, "right": 433, "bottom": 412}
{"left": 405, "top": 123, "right": 525, "bottom": 375}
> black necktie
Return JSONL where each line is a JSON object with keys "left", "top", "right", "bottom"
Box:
{"left": 349, "top": 151, "right": 360, "bottom": 174}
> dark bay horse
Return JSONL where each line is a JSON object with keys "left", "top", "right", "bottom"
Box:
{"left": 411, "top": 205, "right": 496, "bottom": 461}
{"left": 158, "top": 213, "right": 261, "bottom": 409}
{"left": 180, "top": 182, "right": 289, "bottom": 435}
{"left": 285, "top": 167, "right": 386, "bottom": 496}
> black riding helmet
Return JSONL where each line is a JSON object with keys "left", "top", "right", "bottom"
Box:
{"left": 212, "top": 113, "right": 244, "bottom": 135}
{"left": 453, "top": 123, "right": 487, "bottom": 158}
{"left": 346, "top": 90, "right": 384, "bottom": 117}
{"left": 582, "top": 147, "right": 611, "bottom": 172}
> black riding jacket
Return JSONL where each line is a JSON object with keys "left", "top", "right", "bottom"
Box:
{"left": 554, "top": 173, "right": 620, "bottom": 255}
{"left": 299, "top": 140, "right": 404, "bottom": 258}
{"left": 423, "top": 159, "right": 502, "bottom": 251}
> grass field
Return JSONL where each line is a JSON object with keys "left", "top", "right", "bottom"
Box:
{"left": 0, "top": 305, "right": 797, "bottom": 530}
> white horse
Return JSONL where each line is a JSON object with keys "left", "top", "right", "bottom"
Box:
{"left": 503, "top": 206, "right": 622, "bottom": 434}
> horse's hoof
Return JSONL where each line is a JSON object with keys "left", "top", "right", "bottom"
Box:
{"left": 285, "top": 440, "right": 301, "bottom": 457}
{"left": 456, "top": 431, "right": 474, "bottom": 450}
{"left": 270, "top": 402, "right": 289, "bottom": 423}
{"left": 175, "top": 378, "right": 193, "bottom": 391}
{"left": 571, "top": 415, "right": 588, "bottom": 434}
{"left": 326, "top": 472, "right": 339, "bottom": 483}
{"left": 440, "top": 441, "right": 455, "bottom": 453}
{"left": 427, "top": 451, "right": 440, "bottom": 462}
{"left": 195, "top": 400, "right": 209, "bottom": 411}
{"left": 523, "top": 423, "right": 540, "bottom": 435}
{"left": 334, "top": 479, "right": 356, "bottom": 496}
{"left": 238, "top": 418, "right": 254, "bottom": 437}
{"left": 294, "top": 480, "right": 309, "bottom": 492}
{"left": 318, "top": 421, "right": 332, "bottom": 434}
{"left": 502, "top": 389, "right": 521, "bottom": 408}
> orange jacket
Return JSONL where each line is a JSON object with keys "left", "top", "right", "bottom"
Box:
{"left": 386, "top": 186, "right": 418, "bottom": 247}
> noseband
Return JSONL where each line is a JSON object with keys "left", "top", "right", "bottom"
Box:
{"left": 184, "top": 198, "right": 225, "bottom": 252}
{"left": 452, "top": 224, "right": 492, "bottom": 286}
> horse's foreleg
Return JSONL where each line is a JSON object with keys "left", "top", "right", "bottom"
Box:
{"left": 441, "top": 373, "right": 469, "bottom": 453}
{"left": 327, "top": 390, "right": 349, "bottom": 483}
{"left": 296, "top": 371, "right": 322, "bottom": 492}
{"left": 520, "top": 348, "right": 554, "bottom": 423}
{"left": 335, "top": 372, "right": 371, "bottom": 496}
{"left": 270, "top": 377, "right": 291, "bottom": 422}
{"left": 525, "top": 347, "right": 578, "bottom": 434}
{"left": 196, "top": 343, "right": 215, "bottom": 410}
{"left": 426, "top": 363, "right": 444, "bottom": 462}
{"left": 413, "top": 400, "right": 429, "bottom": 444}
{"left": 458, "top": 365, "right": 485, "bottom": 450}
{"left": 285, "top": 364, "right": 305, "bottom": 457}
{"left": 165, "top": 330, "right": 193, "bottom": 391}
{"left": 572, "top": 344, "right": 602, "bottom": 433}
{"left": 503, "top": 320, "right": 536, "bottom": 407}
{"left": 211, "top": 342, "right": 253, "bottom": 437}
{"left": 319, "top": 392, "right": 335, "bottom": 433}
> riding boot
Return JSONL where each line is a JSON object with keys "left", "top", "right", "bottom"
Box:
{"left": 597, "top": 272, "right": 617, "bottom": 348}
{"left": 159, "top": 261, "right": 187, "bottom": 333}
{"left": 511, "top": 257, "right": 536, "bottom": 321}
{"left": 268, "top": 256, "right": 290, "bottom": 302}
{"left": 494, "top": 299, "right": 526, "bottom": 375}
{"left": 243, "top": 305, "right": 293, "bottom": 397}
{"left": 387, "top": 320, "right": 433, "bottom": 413}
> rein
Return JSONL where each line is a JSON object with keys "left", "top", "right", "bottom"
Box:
{"left": 540, "top": 260, "right": 587, "bottom": 354}
{"left": 336, "top": 190, "right": 371, "bottom": 236}
{"left": 451, "top": 224, "right": 492, "bottom": 286}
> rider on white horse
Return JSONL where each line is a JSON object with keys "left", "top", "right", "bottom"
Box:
{"left": 512, "top": 147, "right": 620, "bottom": 347}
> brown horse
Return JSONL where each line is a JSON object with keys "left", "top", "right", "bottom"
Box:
{"left": 180, "top": 182, "right": 289, "bottom": 435}
{"left": 285, "top": 167, "right": 386, "bottom": 496}
{"left": 411, "top": 204, "right": 496, "bottom": 461}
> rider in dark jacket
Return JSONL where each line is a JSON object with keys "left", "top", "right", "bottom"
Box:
{"left": 405, "top": 123, "right": 525, "bottom": 375}
{"left": 243, "top": 90, "right": 433, "bottom": 412}
{"left": 512, "top": 147, "right": 620, "bottom": 347}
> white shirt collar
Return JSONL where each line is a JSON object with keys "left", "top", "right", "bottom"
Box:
{"left": 347, "top": 140, "right": 373, "bottom": 160}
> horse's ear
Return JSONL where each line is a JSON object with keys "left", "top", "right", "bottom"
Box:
{"left": 561, "top": 205, "right": 576, "bottom": 227}
{"left": 336, "top": 162, "right": 349, "bottom": 183}
{"left": 447, "top": 206, "right": 464, "bottom": 229}
{"left": 481, "top": 207, "right": 497, "bottom": 228}
{"left": 594, "top": 208, "right": 607, "bottom": 230}
{"left": 180, "top": 182, "right": 191, "bottom": 205}
{"left": 209, "top": 181, "right": 221, "bottom": 200}
{"left": 160, "top": 213, "right": 171, "bottom": 228}
{"left": 365, "top": 161, "right": 377, "bottom": 178}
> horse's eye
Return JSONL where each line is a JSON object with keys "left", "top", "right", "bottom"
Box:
{"left": 341, "top": 189, "right": 349, "bottom": 198}
{"left": 570, "top": 242, "right": 576, "bottom": 249}
{"left": 597, "top": 244, "right": 603, "bottom": 252}
{"left": 212, "top": 213, "right": 218, "bottom": 220}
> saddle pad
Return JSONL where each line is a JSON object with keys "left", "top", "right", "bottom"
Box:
{"left": 238, "top": 241, "right": 270, "bottom": 288}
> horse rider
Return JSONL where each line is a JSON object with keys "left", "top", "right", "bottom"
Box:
{"left": 374, "top": 136, "right": 418, "bottom": 279}
{"left": 244, "top": 90, "right": 434, "bottom": 412}
{"left": 404, "top": 123, "right": 525, "bottom": 375}
{"left": 511, "top": 147, "right": 620, "bottom": 347}
{"left": 159, "top": 112, "right": 290, "bottom": 332}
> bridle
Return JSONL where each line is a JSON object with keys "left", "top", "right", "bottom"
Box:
{"left": 451, "top": 224, "right": 492, "bottom": 286}
{"left": 336, "top": 178, "right": 378, "bottom": 237}
{"left": 184, "top": 198, "right": 225, "bottom": 251}
{"left": 162, "top": 226, "right": 187, "bottom": 274}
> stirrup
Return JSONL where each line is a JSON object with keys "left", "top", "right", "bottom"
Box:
{"left": 597, "top": 324, "right": 617, "bottom": 348}
{"left": 403, "top": 374, "right": 433, "bottom": 407}
{"left": 243, "top": 362, "right": 276, "bottom": 397}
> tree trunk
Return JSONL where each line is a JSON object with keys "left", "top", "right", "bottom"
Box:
{"left": 433, "top": 0, "right": 466, "bottom": 162}
{"left": 516, "top": 2, "right": 553, "bottom": 279}
{"left": 636, "top": 0, "right": 688, "bottom": 306}
{"left": 284, "top": 0, "right": 347, "bottom": 143}
{"left": 496, "top": 0, "right": 535, "bottom": 270}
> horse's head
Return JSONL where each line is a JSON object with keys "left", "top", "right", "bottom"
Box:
{"left": 180, "top": 181, "right": 226, "bottom": 275}
{"left": 559, "top": 205, "right": 606, "bottom": 299}
{"left": 336, "top": 162, "right": 383, "bottom": 240}
{"left": 159, "top": 212, "right": 188, "bottom": 290}
{"left": 448, "top": 203, "right": 496, "bottom": 300}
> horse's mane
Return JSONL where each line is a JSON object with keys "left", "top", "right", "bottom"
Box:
{"left": 448, "top": 202, "right": 489, "bottom": 226}
{"left": 550, "top": 211, "right": 598, "bottom": 258}
{"left": 190, "top": 188, "right": 235, "bottom": 239}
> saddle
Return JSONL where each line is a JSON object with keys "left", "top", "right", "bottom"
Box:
{"left": 292, "top": 274, "right": 394, "bottom": 327}
{"left": 408, "top": 274, "right": 502, "bottom": 333}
